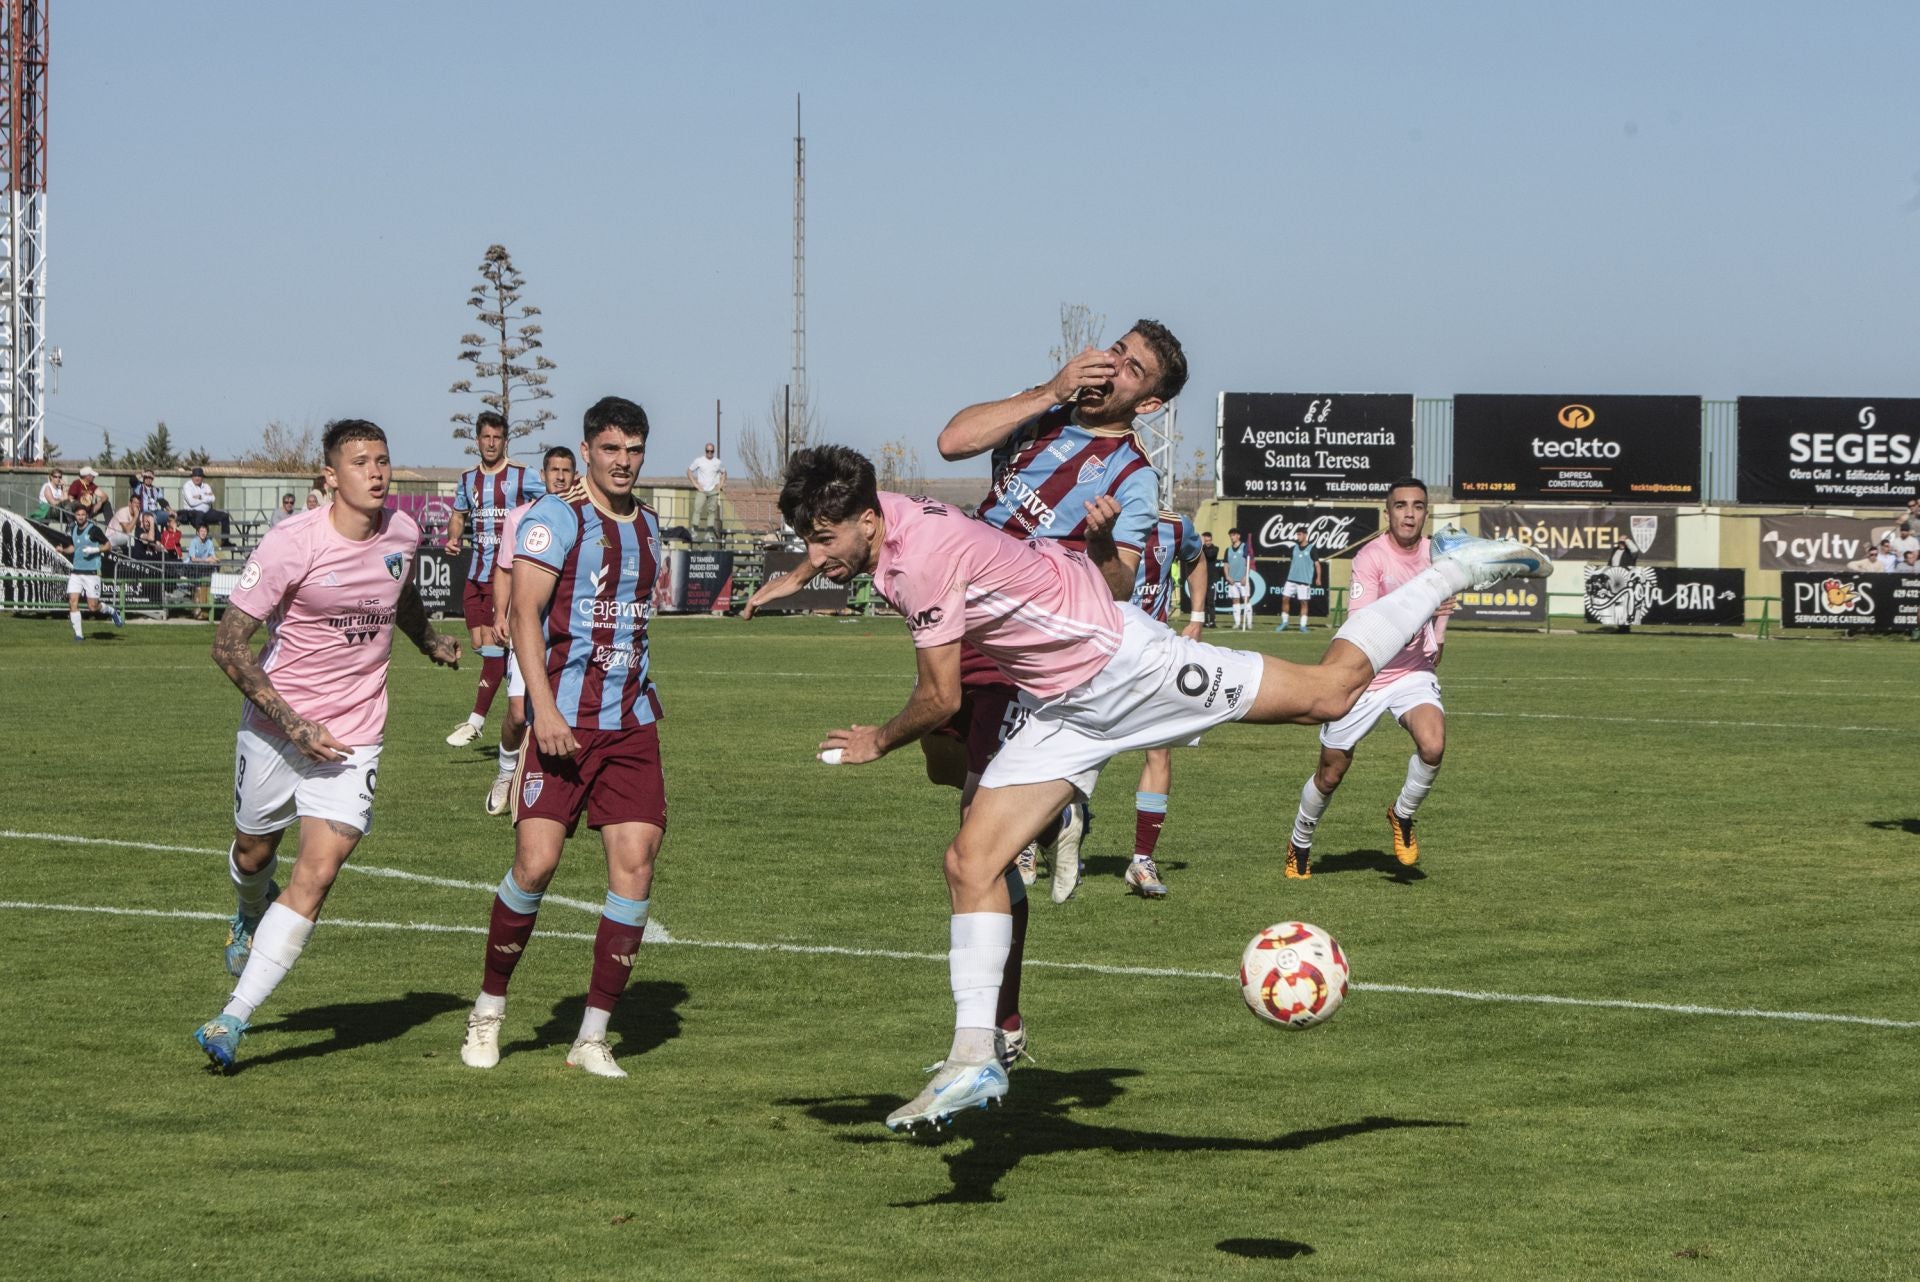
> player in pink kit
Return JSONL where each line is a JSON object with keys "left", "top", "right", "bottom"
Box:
{"left": 194, "top": 419, "right": 462, "bottom": 1071}
{"left": 483, "top": 445, "right": 578, "bottom": 816}
{"left": 779, "top": 446, "right": 1551, "bottom": 1130}
{"left": 1286, "top": 477, "right": 1451, "bottom": 877}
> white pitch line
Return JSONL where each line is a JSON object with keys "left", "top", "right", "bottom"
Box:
{"left": 0, "top": 829, "right": 672, "bottom": 942}
{"left": 1, "top": 898, "right": 1913, "bottom": 1031}
{"left": 1452, "top": 710, "right": 1902, "bottom": 734}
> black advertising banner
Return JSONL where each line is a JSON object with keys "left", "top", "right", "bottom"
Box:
{"left": 1452, "top": 583, "right": 1548, "bottom": 624}
{"left": 1219, "top": 393, "right": 1413, "bottom": 500}
{"left": 1475, "top": 505, "right": 1678, "bottom": 564}
{"left": 1757, "top": 514, "right": 1898, "bottom": 570}
{"left": 413, "top": 547, "right": 467, "bottom": 618}
{"left": 1780, "top": 571, "right": 1920, "bottom": 631}
{"left": 1584, "top": 566, "right": 1744, "bottom": 627}
{"left": 1453, "top": 394, "right": 1700, "bottom": 502}
{"left": 1237, "top": 505, "right": 1382, "bottom": 563}
{"left": 761, "top": 549, "right": 852, "bottom": 612}
{"left": 1737, "top": 398, "right": 1920, "bottom": 506}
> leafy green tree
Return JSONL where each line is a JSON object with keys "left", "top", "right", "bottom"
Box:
{"left": 448, "top": 244, "right": 557, "bottom": 451}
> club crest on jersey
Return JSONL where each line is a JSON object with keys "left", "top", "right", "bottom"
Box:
{"left": 647, "top": 536, "right": 662, "bottom": 564}
{"left": 1152, "top": 544, "right": 1170, "bottom": 566}
{"left": 1076, "top": 455, "right": 1109, "bottom": 485}
{"left": 522, "top": 772, "right": 544, "bottom": 806}
{"left": 384, "top": 553, "right": 404, "bottom": 580}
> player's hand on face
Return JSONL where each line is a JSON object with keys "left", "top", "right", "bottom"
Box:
{"left": 821, "top": 724, "right": 885, "bottom": 765}
{"left": 532, "top": 708, "right": 578, "bottom": 759}
{"left": 291, "top": 720, "right": 351, "bottom": 764}
{"left": 1047, "top": 345, "right": 1118, "bottom": 404}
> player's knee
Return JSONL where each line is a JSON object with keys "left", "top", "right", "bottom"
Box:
{"left": 942, "top": 841, "right": 1003, "bottom": 894}
{"left": 1419, "top": 742, "right": 1445, "bottom": 768}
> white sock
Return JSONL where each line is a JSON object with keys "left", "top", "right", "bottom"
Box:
{"left": 577, "top": 1006, "right": 611, "bottom": 1042}
{"left": 1396, "top": 755, "right": 1440, "bottom": 819}
{"left": 466, "top": 712, "right": 486, "bottom": 731}
{"left": 69, "top": 610, "right": 82, "bottom": 638}
{"left": 223, "top": 902, "right": 315, "bottom": 1022}
{"left": 1334, "top": 565, "right": 1464, "bottom": 673}
{"left": 228, "top": 843, "right": 278, "bottom": 918}
{"left": 474, "top": 992, "right": 506, "bottom": 1018}
{"left": 497, "top": 743, "right": 520, "bottom": 775}
{"left": 949, "top": 911, "right": 1013, "bottom": 1046}
{"left": 1292, "top": 777, "right": 1330, "bottom": 849}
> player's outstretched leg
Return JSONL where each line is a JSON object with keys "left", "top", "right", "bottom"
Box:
{"left": 461, "top": 870, "right": 546, "bottom": 1068}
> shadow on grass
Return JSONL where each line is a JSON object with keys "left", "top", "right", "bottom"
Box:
{"left": 234, "top": 990, "right": 468, "bottom": 1072}
{"left": 1311, "top": 848, "right": 1427, "bottom": 884}
{"left": 780, "top": 1066, "right": 1464, "bottom": 1205}
{"left": 1081, "top": 854, "right": 1189, "bottom": 882}
{"left": 1866, "top": 818, "right": 1920, "bottom": 836}
{"left": 498, "top": 979, "right": 688, "bottom": 1062}
{"left": 1217, "top": 1238, "right": 1316, "bottom": 1260}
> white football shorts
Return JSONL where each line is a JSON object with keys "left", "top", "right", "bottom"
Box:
{"left": 1318, "top": 669, "right": 1442, "bottom": 752}
{"left": 1281, "top": 581, "right": 1311, "bottom": 601}
{"left": 1224, "top": 583, "right": 1249, "bottom": 603}
{"left": 66, "top": 573, "right": 101, "bottom": 599}
{"left": 233, "top": 723, "right": 381, "bottom": 837}
{"left": 982, "top": 603, "right": 1265, "bottom": 798}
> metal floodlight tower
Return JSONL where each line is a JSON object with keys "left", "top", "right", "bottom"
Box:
{"left": 0, "top": 0, "right": 46, "bottom": 464}
{"left": 1137, "top": 400, "right": 1179, "bottom": 511}
{"left": 789, "top": 94, "right": 805, "bottom": 462}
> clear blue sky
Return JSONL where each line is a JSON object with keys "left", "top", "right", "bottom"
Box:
{"left": 53, "top": 1, "right": 1920, "bottom": 477}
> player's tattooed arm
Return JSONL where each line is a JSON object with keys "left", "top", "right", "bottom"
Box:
{"left": 396, "top": 580, "right": 460, "bottom": 668}
{"left": 211, "top": 606, "right": 350, "bottom": 763}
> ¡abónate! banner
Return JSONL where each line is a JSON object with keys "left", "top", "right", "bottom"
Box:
{"left": 1737, "top": 398, "right": 1920, "bottom": 506}
{"left": 1779, "top": 571, "right": 1920, "bottom": 631}
{"left": 1453, "top": 394, "right": 1700, "bottom": 502}
{"left": 1218, "top": 393, "right": 1413, "bottom": 501}
{"left": 1583, "top": 566, "right": 1744, "bottom": 627}
{"left": 1475, "top": 505, "right": 1677, "bottom": 564}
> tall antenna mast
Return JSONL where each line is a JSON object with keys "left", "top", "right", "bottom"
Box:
{"left": 0, "top": 0, "right": 49, "bottom": 464}
{"left": 790, "top": 93, "right": 805, "bottom": 456}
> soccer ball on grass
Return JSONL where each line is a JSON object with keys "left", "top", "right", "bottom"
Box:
{"left": 1239, "top": 921, "right": 1349, "bottom": 1029}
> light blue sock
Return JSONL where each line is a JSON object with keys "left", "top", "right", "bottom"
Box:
{"left": 477, "top": 644, "right": 506, "bottom": 659}
{"left": 497, "top": 872, "right": 544, "bottom": 915}
{"left": 602, "top": 891, "right": 650, "bottom": 928}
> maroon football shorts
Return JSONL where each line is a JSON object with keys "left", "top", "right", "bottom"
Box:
{"left": 516, "top": 724, "right": 668, "bottom": 836}
{"left": 462, "top": 577, "right": 495, "bottom": 632}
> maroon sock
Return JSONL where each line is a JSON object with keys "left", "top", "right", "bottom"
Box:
{"left": 480, "top": 897, "right": 539, "bottom": 997}
{"left": 1134, "top": 807, "right": 1166, "bottom": 858}
{"left": 586, "top": 916, "right": 647, "bottom": 1012}
{"left": 472, "top": 653, "right": 509, "bottom": 718}
{"left": 996, "top": 896, "right": 1028, "bottom": 1026}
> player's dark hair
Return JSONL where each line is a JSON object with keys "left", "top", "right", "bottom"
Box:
{"left": 780, "top": 445, "right": 879, "bottom": 535}
{"left": 1386, "top": 476, "right": 1428, "bottom": 499}
{"left": 1130, "top": 318, "right": 1188, "bottom": 403}
{"left": 322, "top": 418, "right": 388, "bottom": 464}
{"left": 582, "top": 396, "right": 650, "bottom": 444}
{"left": 1228, "top": 527, "right": 1242, "bottom": 537}
{"left": 475, "top": 410, "right": 507, "bottom": 436}
{"left": 542, "top": 445, "right": 576, "bottom": 468}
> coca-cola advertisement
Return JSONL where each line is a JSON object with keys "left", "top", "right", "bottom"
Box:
{"left": 1234, "top": 505, "right": 1380, "bottom": 618}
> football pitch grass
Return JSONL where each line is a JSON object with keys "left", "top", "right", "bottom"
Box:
{"left": 3, "top": 616, "right": 1917, "bottom": 1279}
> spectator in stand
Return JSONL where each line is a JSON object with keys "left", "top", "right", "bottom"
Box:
{"left": 1899, "top": 549, "right": 1920, "bottom": 575}
{"left": 1901, "top": 497, "right": 1920, "bottom": 537}
{"left": 188, "top": 523, "right": 220, "bottom": 565}
{"left": 157, "top": 517, "right": 184, "bottom": 559}
{"left": 308, "top": 471, "right": 334, "bottom": 508}
{"left": 178, "top": 466, "right": 234, "bottom": 543}
{"left": 267, "top": 493, "right": 298, "bottom": 529}
{"left": 133, "top": 469, "right": 170, "bottom": 527}
{"left": 105, "top": 494, "right": 144, "bottom": 551}
{"left": 1875, "top": 538, "right": 1899, "bottom": 572}
{"left": 133, "top": 511, "right": 169, "bottom": 560}
{"left": 687, "top": 442, "right": 727, "bottom": 543}
{"left": 67, "top": 466, "right": 104, "bottom": 517}
{"left": 304, "top": 491, "right": 322, "bottom": 512}
{"left": 1891, "top": 520, "right": 1920, "bottom": 562}
{"left": 35, "top": 467, "right": 69, "bottom": 520}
